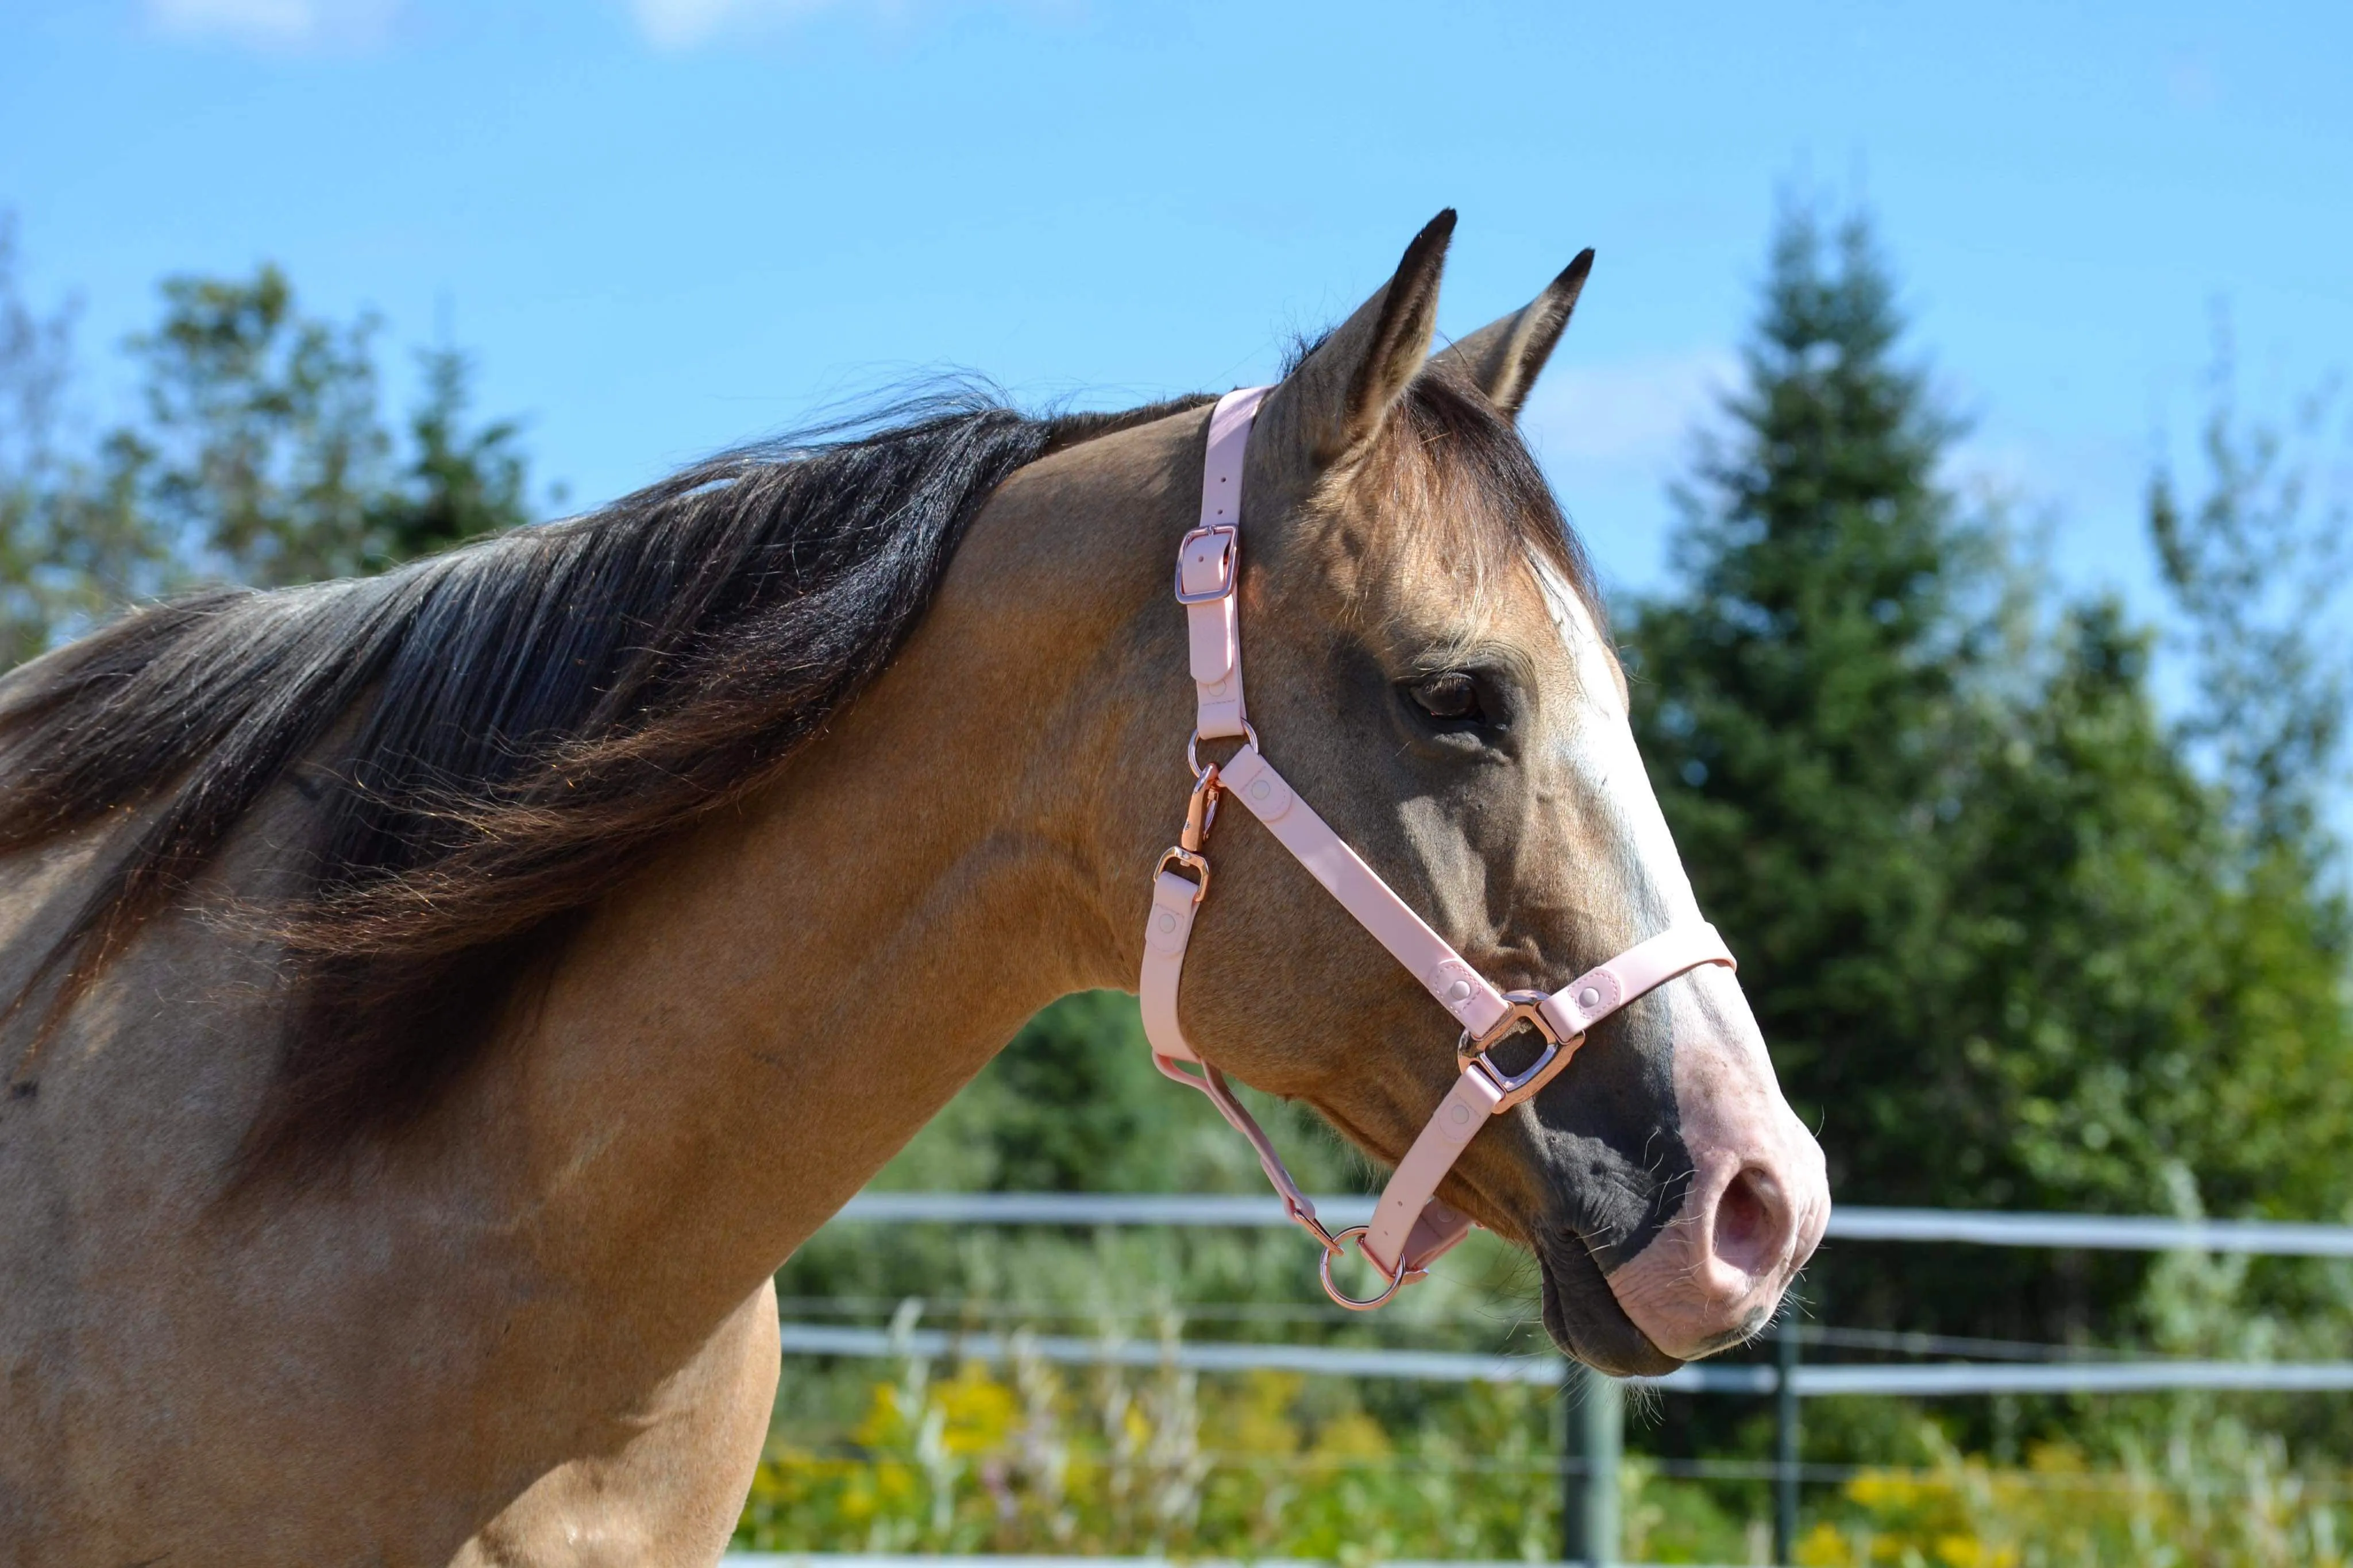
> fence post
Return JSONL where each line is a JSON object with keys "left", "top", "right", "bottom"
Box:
{"left": 1773, "top": 1315, "right": 1801, "bottom": 1563}
{"left": 1562, "top": 1364, "right": 1621, "bottom": 1565}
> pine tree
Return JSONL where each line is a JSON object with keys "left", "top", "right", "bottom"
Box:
{"left": 1629, "top": 204, "right": 1996, "bottom": 1208}
{"left": 1631, "top": 204, "right": 2353, "bottom": 1381}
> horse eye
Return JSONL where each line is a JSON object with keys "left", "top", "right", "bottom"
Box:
{"left": 1407, "top": 671, "right": 1484, "bottom": 724}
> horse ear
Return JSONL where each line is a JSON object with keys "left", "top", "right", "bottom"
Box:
{"left": 1431, "top": 248, "right": 1594, "bottom": 419}
{"left": 1268, "top": 210, "right": 1456, "bottom": 469}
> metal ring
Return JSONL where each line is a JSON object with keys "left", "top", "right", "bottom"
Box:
{"left": 1187, "top": 722, "right": 1262, "bottom": 781}
{"left": 1317, "top": 1225, "right": 1411, "bottom": 1311}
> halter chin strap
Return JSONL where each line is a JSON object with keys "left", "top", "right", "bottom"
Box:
{"left": 1140, "top": 386, "right": 1737, "bottom": 1310}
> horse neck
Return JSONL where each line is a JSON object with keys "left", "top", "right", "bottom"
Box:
{"left": 468, "top": 406, "right": 1202, "bottom": 1318}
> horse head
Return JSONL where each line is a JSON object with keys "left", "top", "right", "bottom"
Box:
{"left": 1151, "top": 214, "right": 1829, "bottom": 1373}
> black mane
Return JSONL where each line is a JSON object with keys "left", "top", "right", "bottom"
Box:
{"left": 0, "top": 390, "right": 1208, "bottom": 1169}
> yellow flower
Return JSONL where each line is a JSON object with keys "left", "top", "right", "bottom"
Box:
{"left": 1792, "top": 1518, "right": 1853, "bottom": 1566}
{"left": 934, "top": 1361, "right": 1019, "bottom": 1457}
{"left": 1311, "top": 1412, "right": 1392, "bottom": 1463}
{"left": 852, "top": 1382, "right": 906, "bottom": 1449}
{"left": 1932, "top": 1531, "right": 2002, "bottom": 1567}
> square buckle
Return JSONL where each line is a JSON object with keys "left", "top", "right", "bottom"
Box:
{"left": 1173, "top": 525, "right": 1240, "bottom": 604}
{"left": 1456, "top": 990, "right": 1579, "bottom": 1111}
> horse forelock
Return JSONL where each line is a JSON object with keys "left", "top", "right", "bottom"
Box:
{"left": 0, "top": 389, "right": 1212, "bottom": 1173}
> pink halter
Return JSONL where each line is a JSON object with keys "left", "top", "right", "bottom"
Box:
{"left": 1139, "top": 386, "right": 1737, "bottom": 1310}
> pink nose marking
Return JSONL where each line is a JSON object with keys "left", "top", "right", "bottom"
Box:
{"left": 1608, "top": 1140, "right": 1828, "bottom": 1360}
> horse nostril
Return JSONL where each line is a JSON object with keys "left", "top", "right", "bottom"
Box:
{"left": 1711, "top": 1167, "right": 1784, "bottom": 1277}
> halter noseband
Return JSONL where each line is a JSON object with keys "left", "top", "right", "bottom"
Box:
{"left": 1139, "top": 385, "right": 1737, "bottom": 1310}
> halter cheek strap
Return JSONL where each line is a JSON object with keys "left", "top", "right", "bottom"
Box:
{"left": 1140, "top": 386, "right": 1737, "bottom": 1310}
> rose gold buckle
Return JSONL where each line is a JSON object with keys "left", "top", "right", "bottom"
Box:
{"left": 1456, "top": 990, "right": 1580, "bottom": 1111}
{"left": 1173, "top": 524, "right": 1240, "bottom": 604}
{"left": 1318, "top": 1225, "right": 1419, "bottom": 1311}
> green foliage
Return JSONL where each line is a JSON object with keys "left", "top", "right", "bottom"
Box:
{"left": 1797, "top": 1420, "right": 2351, "bottom": 1567}
{"left": 126, "top": 267, "right": 537, "bottom": 585}
{"left": 372, "top": 345, "right": 534, "bottom": 563}
{"left": 2148, "top": 325, "right": 2350, "bottom": 852}
{"left": 0, "top": 222, "right": 539, "bottom": 669}
{"left": 129, "top": 264, "right": 389, "bottom": 585}
{"left": 1961, "top": 610, "right": 2353, "bottom": 1231}
{"left": 1627, "top": 202, "right": 2353, "bottom": 1371}
{"left": 0, "top": 219, "right": 175, "bottom": 663}
{"left": 739, "top": 1331, "right": 1756, "bottom": 1563}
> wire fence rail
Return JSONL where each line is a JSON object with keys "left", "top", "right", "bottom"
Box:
{"left": 833, "top": 1190, "right": 2353, "bottom": 1256}
{"left": 774, "top": 1321, "right": 2353, "bottom": 1397}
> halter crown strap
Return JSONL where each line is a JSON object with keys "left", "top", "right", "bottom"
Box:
{"left": 1139, "top": 387, "right": 1737, "bottom": 1307}
{"left": 1180, "top": 386, "right": 1266, "bottom": 741}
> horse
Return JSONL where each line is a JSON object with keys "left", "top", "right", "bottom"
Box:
{"left": 0, "top": 211, "right": 1827, "bottom": 1565}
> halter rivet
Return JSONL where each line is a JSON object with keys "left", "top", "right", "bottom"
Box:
{"left": 1579, "top": 987, "right": 1601, "bottom": 1008}
{"left": 1158, "top": 913, "right": 1176, "bottom": 933}
{"left": 1251, "top": 779, "right": 1270, "bottom": 800}
{"left": 1445, "top": 980, "right": 1472, "bottom": 1005}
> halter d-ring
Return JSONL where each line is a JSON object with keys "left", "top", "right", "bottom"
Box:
{"left": 1318, "top": 1225, "right": 1414, "bottom": 1311}
{"left": 1187, "top": 721, "right": 1260, "bottom": 781}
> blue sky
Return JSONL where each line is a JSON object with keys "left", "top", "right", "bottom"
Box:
{"left": 3, "top": 0, "right": 2349, "bottom": 620}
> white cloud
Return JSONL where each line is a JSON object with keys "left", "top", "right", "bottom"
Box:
{"left": 145, "top": 0, "right": 400, "bottom": 50}
{"left": 627, "top": 0, "right": 869, "bottom": 49}
{"left": 626, "top": 0, "right": 1066, "bottom": 50}
{"left": 1515, "top": 346, "right": 1738, "bottom": 474}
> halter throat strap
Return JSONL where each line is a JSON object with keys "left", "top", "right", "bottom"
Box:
{"left": 1139, "top": 386, "right": 1735, "bottom": 1308}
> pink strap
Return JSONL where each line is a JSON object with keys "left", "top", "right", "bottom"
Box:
{"left": 1363, "top": 1068, "right": 1502, "bottom": 1274}
{"left": 1139, "top": 870, "right": 1205, "bottom": 1063}
{"left": 1152, "top": 1055, "right": 1332, "bottom": 1239}
{"left": 1541, "top": 923, "right": 1737, "bottom": 1041}
{"left": 1217, "top": 746, "right": 1511, "bottom": 1040}
{"left": 1140, "top": 867, "right": 1334, "bottom": 1238}
{"left": 1182, "top": 387, "right": 1270, "bottom": 741}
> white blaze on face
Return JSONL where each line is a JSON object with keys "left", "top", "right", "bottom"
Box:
{"left": 1526, "top": 554, "right": 1703, "bottom": 932}
{"left": 1526, "top": 550, "right": 1830, "bottom": 1361}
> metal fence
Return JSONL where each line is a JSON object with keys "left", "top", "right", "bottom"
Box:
{"left": 774, "top": 1319, "right": 2353, "bottom": 1397}
{"left": 834, "top": 1189, "right": 2353, "bottom": 1256}
{"left": 813, "top": 1189, "right": 2353, "bottom": 1395}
